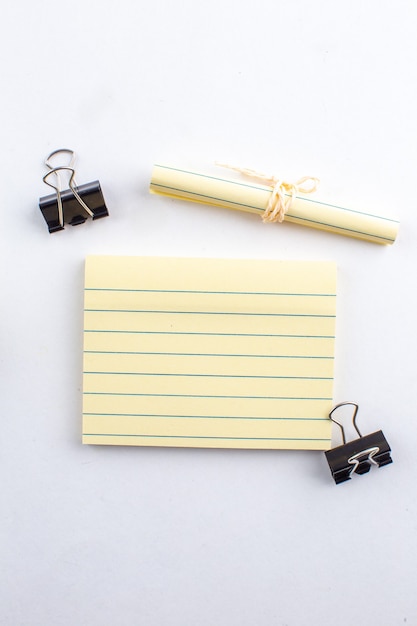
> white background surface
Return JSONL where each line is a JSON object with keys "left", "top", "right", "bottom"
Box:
{"left": 1, "top": 1, "right": 416, "bottom": 624}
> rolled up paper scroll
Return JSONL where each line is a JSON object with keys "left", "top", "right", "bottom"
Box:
{"left": 150, "top": 164, "right": 399, "bottom": 245}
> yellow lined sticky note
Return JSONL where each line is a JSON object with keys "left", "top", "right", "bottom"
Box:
{"left": 83, "top": 256, "right": 337, "bottom": 450}
{"left": 150, "top": 164, "right": 399, "bottom": 244}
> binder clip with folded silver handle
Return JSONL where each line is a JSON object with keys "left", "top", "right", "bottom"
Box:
{"left": 325, "top": 402, "right": 392, "bottom": 484}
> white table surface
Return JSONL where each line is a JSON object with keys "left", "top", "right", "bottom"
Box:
{"left": 1, "top": 1, "right": 416, "bottom": 624}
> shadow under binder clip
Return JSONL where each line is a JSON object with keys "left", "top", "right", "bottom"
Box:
{"left": 39, "top": 149, "right": 109, "bottom": 233}
{"left": 325, "top": 402, "right": 392, "bottom": 485}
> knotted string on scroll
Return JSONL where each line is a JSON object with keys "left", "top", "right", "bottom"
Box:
{"left": 217, "top": 164, "right": 320, "bottom": 223}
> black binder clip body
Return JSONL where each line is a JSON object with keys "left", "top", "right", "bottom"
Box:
{"left": 325, "top": 402, "right": 392, "bottom": 485}
{"left": 39, "top": 149, "right": 109, "bottom": 233}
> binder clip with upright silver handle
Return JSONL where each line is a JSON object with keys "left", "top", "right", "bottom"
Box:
{"left": 325, "top": 402, "right": 392, "bottom": 484}
{"left": 39, "top": 149, "right": 109, "bottom": 233}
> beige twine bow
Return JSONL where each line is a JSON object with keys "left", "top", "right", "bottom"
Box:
{"left": 217, "top": 164, "right": 320, "bottom": 223}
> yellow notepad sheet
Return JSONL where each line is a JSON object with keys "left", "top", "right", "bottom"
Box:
{"left": 83, "top": 256, "right": 337, "bottom": 450}
{"left": 150, "top": 165, "right": 399, "bottom": 245}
